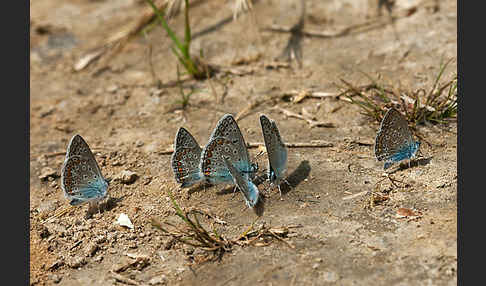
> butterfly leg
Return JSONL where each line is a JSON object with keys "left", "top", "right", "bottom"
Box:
{"left": 231, "top": 186, "right": 239, "bottom": 199}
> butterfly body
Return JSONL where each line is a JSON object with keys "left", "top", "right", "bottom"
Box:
{"left": 61, "top": 135, "right": 108, "bottom": 206}
{"left": 260, "top": 115, "right": 288, "bottom": 194}
{"left": 375, "top": 108, "right": 421, "bottom": 170}
{"left": 171, "top": 127, "right": 204, "bottom": 188}
{"left": 223, "top": 157, "right": 259, "bottom": 208}
{"left": 200, "top": 114, "right": 257, "bottom": 185}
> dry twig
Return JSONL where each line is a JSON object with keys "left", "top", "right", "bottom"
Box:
{"left": 273, "top": 107, "right": 335, "bottom": 128}
{"left": 159, "top": 140, "right": 333, "bottom": 155}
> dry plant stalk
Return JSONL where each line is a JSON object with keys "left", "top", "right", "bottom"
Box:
{"left": 74, "top": 0, "right": 210, "bottom": 72}
{"left": 158, "top": 140, "right": 333, "bottom": 155}
{"left": 273, "top": 107, "right": 335, "bottom": 128}
{"left": 151, "top": 190, "right": 298, "bottom": 264}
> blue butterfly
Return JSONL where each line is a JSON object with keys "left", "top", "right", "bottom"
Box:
{"left": 223, "top": 157, "right": 259, "bottom": 208}
{"left": 61, "top": 135, "right": 108, "bottom": 206}
{"left": 375, "top": 108, "right": 421, "bottom": 170}
{"left": 171, "top": 127, "right": 204, "bottom": 188}
{"left": 200, "top": 114, "right": 257, "bottom": 185}
{"left": 260, "top": 114, "right": 288, "bottom": 196}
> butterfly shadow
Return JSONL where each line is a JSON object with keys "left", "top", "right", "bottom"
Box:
{"left": 84, "top": 195, "right": 126, "bottom": 219}
{"left": 280, "top": 160, "right": 311, "bottom": 196}
{"left": 252, "top": 195, "right": 266, "bottom": 217}
{"left": 102, "top": 195, "right": 125, "bottom": 211}
{"left": 388, "top": 156, "right": 433, "bottom": 174}
{"left": 84, "top": 196, "right": 124, "bottom": 219}
{"left": 187, "top": 182, "right": 213, "bottom": 197}
{"left": 277, "top": 1, "right": 305, "bottom": 68}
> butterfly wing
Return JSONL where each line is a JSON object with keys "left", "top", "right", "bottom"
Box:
{"left": 260, "top": 115, "right": 288, "bottom": 184}
{"left": 200, "top": 114, "right": 254, "bottom": 184}
{"left": 375, "top": 108, "right": 418, "bottom": 165}
{"left": 171, "top": 127, "right": 204, "bottom": 188}
{"left": 65, "top": 134, "right": 104, "bottom": 176}
{"left": 61, "top": 155, "right": 108, "bottom": 205}
{"left": 61, "top": 135, "right": 107, "bottom": 205}
{"left": 223, "top": 157, "right": 259, "bottom": 208}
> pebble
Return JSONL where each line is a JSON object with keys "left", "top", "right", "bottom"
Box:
{"left": 128, "top": 242, "right": 138, "bottom": 249}
{"left": 94, "top": 235, "right": 106, "bottom": 244}
{"left": 67, "top": 256, "right": 86, "bottom": 268}
{"left": 39, "top": 167, "right": 58, "bottom": 180}
{"left": 148, "top": 275, "right": 167, "bottom": 285}
{"left": 106, "top": 84, "right": 118, "bottom": 93}
{"left": 37, "top": 225, "right": 50, "bottom": 239}
{"left": 49, "top": 274, "right": 62, "bottom": 284}
{"left": 115, "top": 170, "right": 138, "bottom": 184}
{"left": 84, "top": 242, "right": 99, "bottom": 257}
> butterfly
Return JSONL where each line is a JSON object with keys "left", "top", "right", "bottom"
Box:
{"left": 223, "top": 157, "right": 260, "bottom": 208}
{"left": 200, "top": 114, "right": 257, "bottom": 185}
{"left": 260, "top": 114, "right": 288, "bottom": 195}
{"left": 61, "top": 134, "right": 108, "bottom": 206}
{"left": 375, "top": 108, "right": 421, "bottom": 170}
{"left": 171, "top": 127, "right": 204, "bottom": 188}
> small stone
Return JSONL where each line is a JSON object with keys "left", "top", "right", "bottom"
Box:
{"left": 38, "top": 225, "right": 50, "bottom": 239}
{"left": 37, "top": 154, "right": 48, "bottom": 166}
{"left": 135, "top": 140, "right": 144, "bottom": 147}
{"left": 115, "top": 170, "right": 138, "bottom": 184}
{"left": 106, "top": 84, "right": 118, "bottom": 93}
{"left": 148, "top": 275, "right": 167, "bottom": 285}
{"left": 39, "top": 167, "right": 58, "bottom": 180}
{"left": 116, "top": 213, "right": 134, "bottom": 229}
{"left": 93, "top": 255, "right": 103, "bottom": 262}
{"left": 149, "top": 88, "right": 164, "bottom": 97}
{"left": 49, "top": 274, "right": 62, "bottom": 283}
{"left": 67, "top": 256, "right": 86, "bottom": 268}
{"left": 84, "top": 242, "right": 99, "bottom": 257}
{"left": 111, "top": 160, "right": 123, "bottom": 166}
{"left": 94, "top": 235, "right": 106, "bottom": 244}
{"left": 128, "top": 242, "right": 138, "bottom": 249}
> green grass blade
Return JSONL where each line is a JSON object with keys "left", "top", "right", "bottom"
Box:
{"left": 145, "top": 0, "right": 185, "bottom": 51}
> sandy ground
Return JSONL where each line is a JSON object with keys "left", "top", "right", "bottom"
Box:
{"left": 30, "top": 0, "right": 457, "bottom": 285}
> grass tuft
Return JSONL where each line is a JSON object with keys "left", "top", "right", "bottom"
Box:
{"left": 151, "top": 189, "right": 298, "bottom": 264}
{"left": 339, "top": 58, "right": 457, "bottom": 127}
{"left": 145, "top": 0, "right": 213, "bottom": 80}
